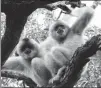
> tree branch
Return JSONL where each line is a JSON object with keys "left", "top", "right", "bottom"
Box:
{"left": 1, "top": 70, "right": 36, "bottom": 88}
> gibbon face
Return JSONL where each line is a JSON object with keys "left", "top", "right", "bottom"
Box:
{"left": 16, "top": 38, "right": 39, "bottom": 60}
{"left": 49, "top": 21, "right": 70, "bottom": 42}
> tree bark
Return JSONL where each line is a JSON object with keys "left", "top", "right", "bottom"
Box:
{"left": 47, "top": 35, "right": 101, "bottom": 88}
{"left": 1, "top": 70, "right": 36, "bottom": 87}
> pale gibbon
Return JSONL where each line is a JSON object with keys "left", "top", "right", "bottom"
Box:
{"left": 52, "top": 7, "right": 94, "bottom": 58}
{"left": 2, "top": 38, "right": 52, "bottom": 87}
{"left": 44, "top": 7, "right": 94, "bottom": 79}
{"left": 39, "top": 21, "right": 70, "bottom": 77}
{"left": 33, "top": 7, "right": 94, "bottom": 85}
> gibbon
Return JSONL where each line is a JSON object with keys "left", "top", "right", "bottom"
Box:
{"left": 2, "top": 38, "right": 52, "bottom": 87}
{"left": 40, "top": 6, "right": 94, "bottom": 57}
{"left": 53, "top": 7, "right": 94, "bottom": 58}
{"left": 33, "top": 6, "right": 94, "bottom": 85}
{"left": 44, "top": 7, "right": 94, "bottom": 78}
{"left": 39, "top": 21, "right": 70, "bottom": 77}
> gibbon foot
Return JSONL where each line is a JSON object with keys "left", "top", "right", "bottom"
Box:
{"left": 49, "top": 66, "right": 67, "bottom": 85}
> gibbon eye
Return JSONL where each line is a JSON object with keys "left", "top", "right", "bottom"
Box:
{"left": 56, "top": 25, "right": 65, "bottom": 30}
{"left": 20, "top": 43, "right": 34, "bottom": 53}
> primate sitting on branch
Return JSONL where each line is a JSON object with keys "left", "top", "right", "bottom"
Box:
{"left": 2, "top": 7, "right": 94, "bottom": 87}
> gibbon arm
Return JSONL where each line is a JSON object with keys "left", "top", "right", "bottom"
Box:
{"left": 71, "top": 7, "right": 94, "bottom": 34}
{"left": 2, "top": 56, "right": 24, "bottom": 71}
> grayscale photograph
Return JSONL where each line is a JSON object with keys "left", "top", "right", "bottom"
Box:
{"left": 1, "top": 0, "right": 101, "bottom": 87}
